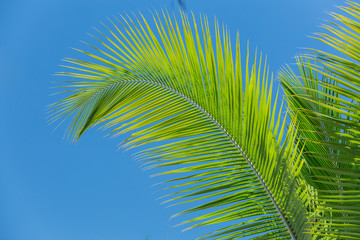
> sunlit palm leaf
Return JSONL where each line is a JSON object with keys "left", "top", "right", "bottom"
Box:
{"left": 279, "top": 2, "right": 360, "bottom": 238}
{"left": 51, "top": 11, "right": 309, "bottom": 239}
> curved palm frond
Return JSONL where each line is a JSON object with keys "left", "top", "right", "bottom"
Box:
{"left": 279, "top": 2, "right": 360, "bottom": 239}
{"left": 51, "top": 11, "right": 310, "bottom": 239}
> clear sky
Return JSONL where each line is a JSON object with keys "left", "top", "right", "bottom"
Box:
{"left": 0, "top": 0, "right": 342, "bottom": 239}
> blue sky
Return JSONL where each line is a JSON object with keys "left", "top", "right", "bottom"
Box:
{"left": 0, "top": 0, "right": 342, "bottom": 239}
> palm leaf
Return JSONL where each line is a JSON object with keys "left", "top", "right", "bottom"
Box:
{"left": 279, "top": 2, "right": 360, "bottom": 238}
{"left": 51, "top": 11, "right": 310, "bottom": 239}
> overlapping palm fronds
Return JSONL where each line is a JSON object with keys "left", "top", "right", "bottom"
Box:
{"left": 279, "top": 1, "right": 360, "bottom": 239}
{"left": 51, "top": 11, "right": 310, "bottom": 240}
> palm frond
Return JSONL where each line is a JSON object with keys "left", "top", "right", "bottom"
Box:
{"left": 279, "top": 2, "right": 360, "bottom": 238}
{"left": 51, "top": 11, "right": 310, "bottom": 239}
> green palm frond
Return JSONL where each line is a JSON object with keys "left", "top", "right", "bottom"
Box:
{"left": 279, "top": 2, "right": 360, "bottom": 238}
{"left": 51, "top": 11, "right": 310, "bottom": 239}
